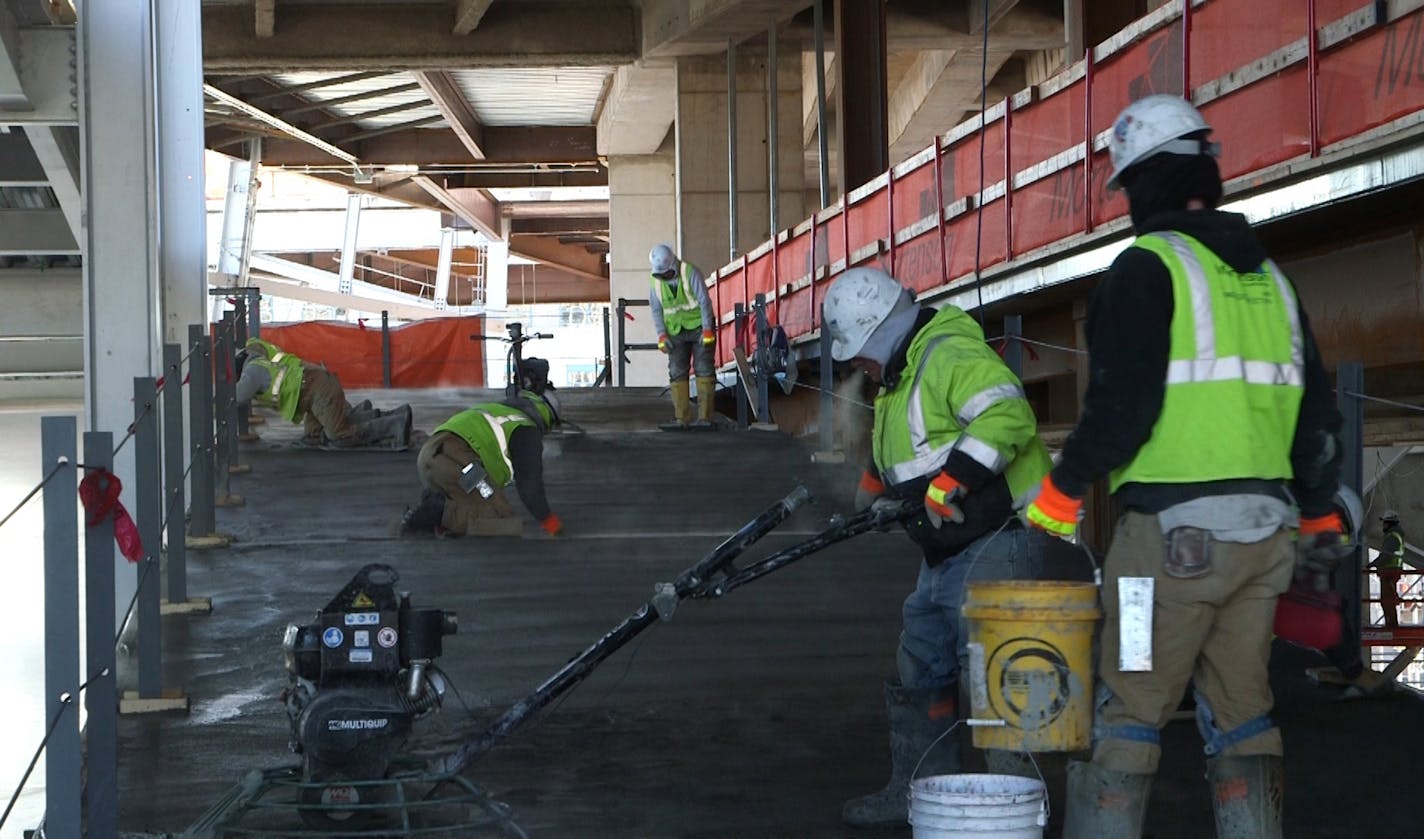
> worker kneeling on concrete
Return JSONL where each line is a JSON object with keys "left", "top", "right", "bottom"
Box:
{"left": 1020, "top": 95, "right": 1344, "bottom": 838}
{"left": 649, "top": 243, "right": 718, "bottom": 430}
{"left": 822, "top": 267, "right": 1052, "bottom": 829}
{"left": 237, "top": 337, "right": 412, "bottom": 448}
{"left": 401, "top": 390, "right": 563, "bottom": 538}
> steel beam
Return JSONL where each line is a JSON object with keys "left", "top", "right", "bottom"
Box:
{"left": 204, "top": 83, "right": 361, "bottom": 167}
{"left": 233, "top": 125, "right": 599, "bottom": 166}
{"left": 453, "top": 0, "right": 495, "bottom": 35}
{"left": 203, "top": 3, "right": 639, "bottom": 72}
{"left": 278, "top": 82, "right": 421, "bottom": 118}
{"left": 0, "top": 208, "right": 79, "bottom": 255}
{"left": 248, "top": 71, "right": 387, "bottom": 105}
{"left": 338, "top": 192, "right": 361, "bottom": 294}
{"left": 0, "top": 0, "right": 25, "bottom": 109}
{"left": 310, "top": 98, "right": 432, "bottom": 131}
{"left": 0, "top": 27, "right": 78, "bottom": 125}
{"left": 412, "top": 175, "right": 502, "bottom": 240}
{"left": 80, "top": 0, "right": 160, "bottom": 633}
{"left": 416, "top": 70, "right": 486, "bottom": 159}
{"left": 22, "top": 126, "right": 82, "bottom": 237}
{"left": 340, "top": 115, "right": 445, "bottom": 143}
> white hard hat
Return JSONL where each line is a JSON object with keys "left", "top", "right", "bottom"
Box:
{"left": 1335, "top": 485, "right": 1365, "bottom": 539}
{"left": 1107, "top": 94, "right": 1216, "bottom": 190}
{"left": 649, "top": 243, "right": 678, "bottom": 276}
{"left": 821, "top": 268, "right": 908, "bottom": 361}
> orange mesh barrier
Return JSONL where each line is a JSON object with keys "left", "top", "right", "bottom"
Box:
{"left": 702, "top": 1, "right": 1424, "bottom": 363}
{"left": 261, "top": 316, "right": 486, "bottom": 389}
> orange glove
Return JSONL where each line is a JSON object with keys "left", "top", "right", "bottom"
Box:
{"left": 924, "top": 473, "right": 966, "bottom": 527}
{"left": 701, "top": 329, "right": 716, "bottom": 347}
{"left": 1022, "top": 474, "right": 1083, "bottom": 540}
{"left": 541, "top": 514, "right": 564, "bottom": 536}
{"left": 657, "top": 333, "right": 669, "bottom": 354}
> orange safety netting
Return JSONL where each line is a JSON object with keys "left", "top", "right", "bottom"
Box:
{"left": 261, "top": 316, "right": 486, "bottom": 389}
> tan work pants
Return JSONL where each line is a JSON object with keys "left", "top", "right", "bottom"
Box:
{"left": 297, "top": 367, "right": 358, "bottom": 444}
{"left": 415, "top": 431, "right": 514, "bottom": 535}
{"left": 1093, "top": 511, "right": 1295, "bottom": 774}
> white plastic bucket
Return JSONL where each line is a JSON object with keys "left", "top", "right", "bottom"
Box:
{"left": 908, "top": 773, "right": 1048, "bottom": 839}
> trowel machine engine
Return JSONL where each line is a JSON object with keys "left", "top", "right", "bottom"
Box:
{"left": 281, "top": 563, "right": 458, "bottom": 790}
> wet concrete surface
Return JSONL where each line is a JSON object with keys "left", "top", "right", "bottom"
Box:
{"left": 114, "top": 386, "right": 1424, "bottom": 837}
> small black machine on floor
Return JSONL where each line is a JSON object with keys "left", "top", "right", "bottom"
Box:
{"left": 184, "top": 490, "right": 917, "bottom": 836}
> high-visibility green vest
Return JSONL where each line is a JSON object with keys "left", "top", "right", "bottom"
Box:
{"left": 249, "top": 353, "right": 305, "bottom": 422}
{"left": 244, "top": 337, "right": 284, "bottom": 361}
{"left": 1381, "top": 530, "right": 1406, "bottom": 570}
{"left": 1110, "top": 231, "right": 1304, "bottom": 492}
{"left": 651, "top": 262, "right": 704, "bottom": 335}
{"left": 872, "top": 307, "right": 1052, "bottom": 501}
{"left": 434, "top": 403, "right": 538, "bottom": 487}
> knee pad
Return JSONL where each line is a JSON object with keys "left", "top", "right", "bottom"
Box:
{"left": 1194, "top": 689, "right": 1275, "bottom": 757}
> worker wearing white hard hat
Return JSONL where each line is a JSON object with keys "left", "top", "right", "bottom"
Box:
{"left": 647, "top": 243, "right": 718, "bottom": 430}
{"left": 822, "top": 266, "right": 1053, "bottom": 828}
{"left": 1017, "top": 95, "right": 1345, "bottom": 837}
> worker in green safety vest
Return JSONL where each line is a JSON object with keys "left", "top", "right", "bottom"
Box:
{"left": 821, "top": 266, "right": 1053, "bottom": 829}
{"left": 400, "top": 390, "right": 563, "bottom": 538}
{"left": 648, "top": 243, "right": 718, "bottom": 430}
{"left": 236, "top": 336, "right": 410, "bottom": 447}
{"left": 1020, "top": 95, "right": 1346, "bottom": 837}
{"left": 1373, "top": 510, "right": 1407, "bottom": 628}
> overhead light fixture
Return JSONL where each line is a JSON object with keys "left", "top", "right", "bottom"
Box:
{"left": 385, "top": 164, "right": 420, "bottom": 174}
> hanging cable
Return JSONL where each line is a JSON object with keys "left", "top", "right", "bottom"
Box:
{"left": 0, "top": 457, "right": 70, "bottom": 533}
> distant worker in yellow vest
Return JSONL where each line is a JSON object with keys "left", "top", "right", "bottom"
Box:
{"left": 1374, "top": 510, "right": 1407, "bottom": 628}
{"left": 236, "top": 337, "right": 410, "bottom": 447}
{"left": 1021, "top": 95, "right": 1345, "bottom": 837}
{"left": 400, "top": 390, "right": 563, "bottom": 538}
{"left": 648, "top": 243, "right": 717, "bottom": 430}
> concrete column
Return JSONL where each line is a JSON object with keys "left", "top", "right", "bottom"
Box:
{"left": 675, "top": 44, "right": 804, "bottom": 280}
{"left": 434, "top": 227, "right": 455, "bottom": 309}
{"left": 78, "top": 0, "right": 160, "bottom": 628}
{"left": 835, "top": 0, "right": 888, "bottom": 195}
{"left": 155, "top": 0, "right": 206, "bottom": 345}
{"left": 608, "top": 145, "right": 675, "bottom": 386}
{"left": 484, "top": 240, "right": 509, "bottom": 311}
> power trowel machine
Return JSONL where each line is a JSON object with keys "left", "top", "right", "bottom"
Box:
{"left": 184, "top": 488, "right": 919, "bottom": 837}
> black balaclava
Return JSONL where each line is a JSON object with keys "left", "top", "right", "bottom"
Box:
{"left": 1119, "top": 143, "right": 1224, "bottom": 232}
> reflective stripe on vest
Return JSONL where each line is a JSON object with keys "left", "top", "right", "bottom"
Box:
{"left": 434, "top": 403, "right": 535, "bottom": 487}
{"left": 880, "top": 338, "right": 1022, "bottom": 484}
{"left": 1109, "top": 231, "right": 1304, "bottom": 491}
{"left": 476, "top": 411, "right": 522, "bottom": 481}
{"left": 652, "top": 262, "right": 703, "bottom": 335}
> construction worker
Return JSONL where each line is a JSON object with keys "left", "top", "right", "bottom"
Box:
{"left": 648, "top": 243, "right": 717, "bottom": 430}
{"left": 822, "top": 267, "right": 1053, "bottom": 829}
{"left": 401, "top": 389, "right": 563, "bottom": 538}
{"left": 235, "top": 337, "right": 411, "bottom": 447}
{"left": 1374, "top": 510, "right": 1406, "bottom": 628}
{"left": 1021, "top": 95, "right": 1345, "bottom": 837}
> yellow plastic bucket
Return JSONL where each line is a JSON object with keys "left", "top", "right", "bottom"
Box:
{"left": 962, "top": 580, "right": 1101, "bottom": 752}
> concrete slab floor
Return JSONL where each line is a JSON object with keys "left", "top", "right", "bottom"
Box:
{"left": 111, "top": 386, "right": 1424, "bottom": 838}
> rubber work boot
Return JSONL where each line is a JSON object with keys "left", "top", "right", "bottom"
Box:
{"left": 353, "top": 409, "right": 412, "bottom": 448}
{"left": 659, "top": 380, "right": 692, "bottom": 431}
{"left": 1207, "top": 754, "right": 1283, "bottom": 839}
{"left": 693, "top": 375, "right": 717, "bottom": 429}
{"left": 842, "top": 682, "right": 960, "bottom": 828}
{"left": 1062, "top": 760, "right": 1153, "bottom": 839}
{"left": 399, "top": 490, "right": 447, "bottom": 536}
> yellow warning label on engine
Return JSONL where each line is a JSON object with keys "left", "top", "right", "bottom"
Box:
{"left": 351, "top": 591, "right": 375, "bottom": 608}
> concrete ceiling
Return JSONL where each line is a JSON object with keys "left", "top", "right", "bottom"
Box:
{"left": 0, "top": 0, "right": 1068, "bottom": 297}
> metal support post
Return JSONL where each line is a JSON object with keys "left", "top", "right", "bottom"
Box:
{"left": 753, "top": 294, "right": 772, "bottom": 424}
{"left": 133, "top": 377, "right": 163, "bottom": 699}
{"left": 83, "top": 432, "right": 118, "bottom": 839}
{"left": 382, "top": 310, "right": 392, "bottom": 388}
{"left": 813, "top": 0, "right": 830, "bottom": 208}
{"left": 602, "top": 306, "right": 613, "bottom": 387}
{"left": 727, "top": 38, "right": 740, "bottom": 263}
{"left": 220, "top": 313, "right": 248, "bottom": 476}
{"left": 616, "top": 298, "right": 628, "bottom": 387}
{"left": 186, "top": 324, "right": 217, "bottom": 539}
{"left": 1337, "top": 362, "right": 1365, "bottom": 657}
{"left": 212, "top": 316, "right": 244, "bottom": 507}
{"left": 734, "top": 304, "right": 749, "bottom": 428}
{"left": 162, "top": 344, "right": 188, "bottom": 604}
{"left": 818, "top": 327, "right": 837, "bottom": 457}
{"left": 1003, "top": 315, "right": 1023, "bottom": 380}
{"left": 246, "top": 288, "right": 261, "bottom": 338}
{"left": 42, "top": 416, "right": 80, "bottom": 839}
{"left": 234, "top": 297, "right": 251, "bottom": 439}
